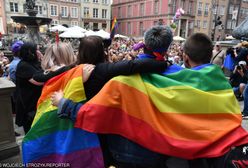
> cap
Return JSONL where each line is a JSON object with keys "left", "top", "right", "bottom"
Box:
{"left": 238, "top": 61, "right": 246, "bottom": 66}
{"left": 11, "top": 40, "right": 24, "bottom": 53}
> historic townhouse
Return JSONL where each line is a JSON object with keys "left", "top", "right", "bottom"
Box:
{"left": 81, "top": 0, "right": 111, "bottom": 31}
{"left": 112, "top": 0, "right": 197, "bottom": 38}
{"left": 48, "top": 0, "right": 81, "bottom": 27}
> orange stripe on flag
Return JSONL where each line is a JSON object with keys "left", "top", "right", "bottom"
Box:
{"left": 87, "top": 81, "right": 242, "bottom": 141}
{"left": 37, "top": 65, "right": 83, "bottom": 106}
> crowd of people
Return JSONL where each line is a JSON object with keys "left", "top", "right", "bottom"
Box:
{"left": 1, "top": 25, "right": 248, "bottom": 167}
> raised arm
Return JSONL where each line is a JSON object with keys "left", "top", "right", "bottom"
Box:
{"left": 32, "top": 66, "right": 72, "bottom": 82}
{"left": 103, "top": 59, "right": 170, "bottom": 79}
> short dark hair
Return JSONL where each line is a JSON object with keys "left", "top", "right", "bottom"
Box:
{"left": 183, "top": 33, "right": 213, "bottom": 64}
{"left": 19, "top": 42, "right": 38, "bottom": 62}
{"left": 144, "top": 26, "right": 173, "bottom": 52}
{"left": 77, "top": 36, "right": 106, "bottom": 64}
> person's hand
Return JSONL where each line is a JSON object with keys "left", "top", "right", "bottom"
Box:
{"left": 36, "top": 50, "right": 43, "bottom": 62}
{"left": 83, "top": 64, "right": 95, "bottom": 83}
{"left": 51, "top": 90, "right": 64, "bottom": 107}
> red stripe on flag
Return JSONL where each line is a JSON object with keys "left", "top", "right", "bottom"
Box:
{"left": 75, "top": 103, "right": 248, "bottom": 159}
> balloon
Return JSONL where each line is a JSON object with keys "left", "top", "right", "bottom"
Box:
{"left": 170, "top": 7, "right": 184, "bottom": 30}
{"left": 179, "top": 8, "right": 185, "bottom": 14}
{"left": 170, "top": 23, "right": 177, "bottom": 29}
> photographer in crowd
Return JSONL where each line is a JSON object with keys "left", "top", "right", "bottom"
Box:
{"left": 230, "top": 61, "right": 248, "bottom": 101}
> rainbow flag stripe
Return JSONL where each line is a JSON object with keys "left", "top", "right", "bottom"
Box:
{"left": 75, "top": 64, "right": 248, "bottom": 159}
{"left": 22, "top": 65, "right": 104, "bottom": 167}
{"left": 110, "top": 16, "right": 117, "bottom": 39}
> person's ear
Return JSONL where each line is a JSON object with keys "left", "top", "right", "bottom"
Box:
{"left": 183, "top": 53, "right": 190, "bottom": 68}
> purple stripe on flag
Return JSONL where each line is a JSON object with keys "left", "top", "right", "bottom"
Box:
{"left": 32, "top": 147, "right": 104, "bottom": 168}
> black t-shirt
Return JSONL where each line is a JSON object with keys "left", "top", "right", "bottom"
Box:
{"left": 15, "top": 60, "right": 43, "bottom": 126}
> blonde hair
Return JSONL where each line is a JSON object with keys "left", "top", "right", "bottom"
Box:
{"left": 42, "top": 43, "right": 76, "bottom": 70}
{"left": 241, "top": 41, "right": 248, "bottom": 48}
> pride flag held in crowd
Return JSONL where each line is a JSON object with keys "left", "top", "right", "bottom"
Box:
{"left": 75, "top": 64, "right": 248, "bottom": 159}
{"left": 22, "top": 65, "right": 104, "bottom": 167}
{"left": 110, "top": 16, "right": 118, "bottom": 39}
{"left": 223, "top": 54, "right": 235, "bottom": 71}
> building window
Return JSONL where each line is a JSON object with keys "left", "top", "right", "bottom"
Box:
{"left": 71, "top": 21, "right": 78, "bottom": 26}
{"left": 38, "top": 6, "right": 42, "bottom": 15}
{"left": 219, "top": 6, "right": 225, "bottom": 16}
{"left": 181, "top": 0, "right": 185, "bottom": 9}
{"left": 93, "top": 23, "right": 98, "bottom": 31}
{"left": 195, "top": 20, "right": 200, "bottom": 28}
{"left": 71, "top": 7, "right": 78, "bottom": 18}
{"left": 10, "top": 2, "right": 18, "bottom": 12}
{"left": 188, "top": 1, "right": 192, "bottom": 14}
{"left": 189, "top": 21, "right": 194, "bottom": 29}
{"left": 172, "top": 0, "right": 177, "bottom": 13}
{"left": 93, "top": 8, "right": 98, "bottom": 18}
{"left": 197, "top": 2, "right": 202, "bottom": 15}
{"left": 102, "top": 9, "right": 107, "bottom": 18}
{"left": 84, "top": 7, "right": 89, "bottom": 17}
{"left": 61, "top": 6, "right": 68, "bottom": 17}
{"left": 240, "top": 8, "right": 243, "bottom": 16}
{"left": 23, "top": 4, "right": 26, "bottom": 13}
{"left": 204, "top": 3, "right": 209, "bottom": 16}
{"left": 213, "top": 5, "right": 217, "bottom": 15}
{"left": 118, "top": 22, "right": 121, "bottom": 33}
{"left": 51, "top": 20, "right": 59, "bottom": 25}
{"left": 203, "top": 21, "right": 207, "bottom": 29}
{"left": 140, "top": 3, "right": 144, "bottom": 16}
{"left": 118, "top": 7, "right": 121, "bottom": 18}
{"left": 84, "top": 0, "right": 89, "bottom": 2}
{"left": 93, "top": 0, "right": 99, "bottom": 3}
{"left": 229, "top": 5, "right": 234, "bottom": 15}
{"left": 127, "top": 22, "right": 131, "bottom": 35}
{"left": 154, "top": 1, "right": 159, "bottom": 14}
{"left": 84, "top": 22, "right": 89, "bottom": 29}
{"left": 139, "top": 22, "right": 143, "bottom": 36}
{"left": 102, "top": 23, "right": 107, "bottom": 30}
{"left": 50, "top": 5, "right": 58, "bottom": 16}
{"left": 128, "top": 5, "right": 132, "bottom": 17}
{"left": 102, "top": 0, "right": 108, "bottom": 4}
{"left": 71, "top": 0, "right": 78, "bottom": 2}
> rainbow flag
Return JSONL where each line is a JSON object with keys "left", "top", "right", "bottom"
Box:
{"left": 110, "top": 16, "right": 117, "bottom": 39}
{"left": 22, "top": 65, "right": 104, "bottom": 167}
{"left": 75, "top": 64, "right": 248, "bottom": 159}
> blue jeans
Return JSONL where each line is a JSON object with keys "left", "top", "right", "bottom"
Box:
{"left": 243, "top": 85, "right": 248, "bottom": 116}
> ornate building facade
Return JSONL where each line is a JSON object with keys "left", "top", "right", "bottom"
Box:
{"left": 112, "top": 0, "right": 197, "bottom": 38}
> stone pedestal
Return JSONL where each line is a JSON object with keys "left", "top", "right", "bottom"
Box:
{"left": 26, "top": 25, "right": 42, "bottom": 44}
{"left": 0, "top": 78, "right": 19, "bottom": 161}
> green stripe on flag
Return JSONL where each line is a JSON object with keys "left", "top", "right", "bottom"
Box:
{"left": 141, "top": 66, "right": 231, "bottom": 91}
{"left": 23, "top": 111, "right": 74, "bottom": 142}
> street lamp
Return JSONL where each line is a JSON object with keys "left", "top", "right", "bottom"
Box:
{"left": 212, "top": 16, "right": 222, "bottom": 40}
{"left": 211, "top": 0, "right": 221, "bottom": 41}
